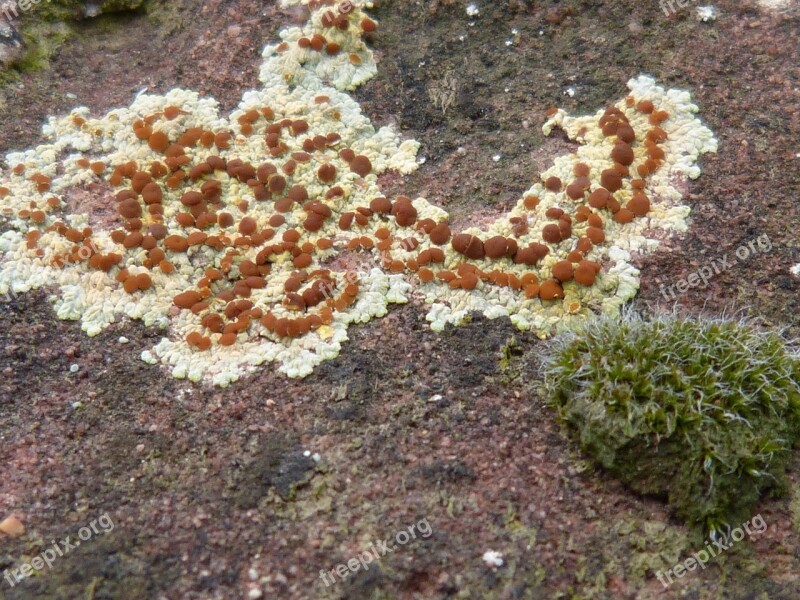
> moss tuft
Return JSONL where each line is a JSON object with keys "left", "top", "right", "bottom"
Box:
{"left": 542, "top": 312, "right": 800, "bottom": 534}
{"left": 1, "top": 0, "right": 149, "bottom": 77}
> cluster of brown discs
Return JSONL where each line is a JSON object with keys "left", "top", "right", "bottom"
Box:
{"left": 7, "top": 2, "right": 672, "bottom": 352}
{"left": 273, "top": 0, "right": 377, "bottom": 66}
{"left": 6, "top": 7, "right": 385, "bottom": 352}
{"left": 341, "top": 98, "right": 671, "bottom": 302}
{"left": 3, "top": 167, "right": 61, "bottom": 228}
{"left": 501, "top": 97, "right": 672, "bottom": 299}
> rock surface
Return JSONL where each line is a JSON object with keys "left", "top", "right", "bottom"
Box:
{"left": 0, "top": 11, "right": 23, "bottom": 67}
{"left": 0, "top": 1, "right": 799, "bottom": 599}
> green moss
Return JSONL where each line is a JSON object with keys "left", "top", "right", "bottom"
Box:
{"left": 37, "top": 0, "right": 147, "bottom": 20}
{"left": 542, "top": 312, "right": 800, "bottom": 534}
{"left": 2, "top": 0, "right": 149, "bottom": 77}
{"left": 14, "top": 19, "right": 71, "bottom": 72}
{"left": 790, "top": 482, "right": 800, "bottom": 535}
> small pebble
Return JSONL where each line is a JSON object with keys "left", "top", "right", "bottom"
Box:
{"left": 0, "top": 516, "right": 25, "bottom": 537}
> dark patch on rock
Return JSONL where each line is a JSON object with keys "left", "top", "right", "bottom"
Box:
{"left": 418, "top": 460, "right": 476, "bottom": 486}
{"left": 230, "top": 434, "right": 316, "bottom": 508}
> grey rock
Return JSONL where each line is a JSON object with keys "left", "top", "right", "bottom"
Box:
{"left": 0, "top": 9, "right": 23, "bottom": 67}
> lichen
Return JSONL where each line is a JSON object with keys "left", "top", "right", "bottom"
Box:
{"left": 0, "top": 0, "right": 718, "bottom": 386}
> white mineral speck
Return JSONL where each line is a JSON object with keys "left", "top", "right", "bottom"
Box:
{"left": 69, "top": 364, "right": 79, "bottom": 373}
{"left": 482, "top": 550, "right": 504, "bottom": 567}
{"left": 466, "top": 3, "right": 479, "bottom": 17}
{"left": 697, "top": 5, "right": 719, "bottom": 21}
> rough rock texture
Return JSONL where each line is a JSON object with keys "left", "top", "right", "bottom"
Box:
{"left": 0, "top": 12, "right": 23, "bottom": 67}
{"left": 1, "top": 0, "right": 799, "bottom": 599}
{"left": 0, "top": 0, "right": 149, "bottom": 74}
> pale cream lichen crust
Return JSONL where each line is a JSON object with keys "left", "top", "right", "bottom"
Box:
{"left": 422, "top": 74, "right": 717, "bottom": 335}
{"left": 0, "top": 0, "right": 717, "bottom": 386}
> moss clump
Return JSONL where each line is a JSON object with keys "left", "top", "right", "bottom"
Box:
{"left": 542, "top": 312, "right": 800, "bottom": 534}
{"left": 1, "top": 0, "right": 149, "bottom": 78}
{"left": 32, "top": 0, "right": 148, "bottom": 21}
